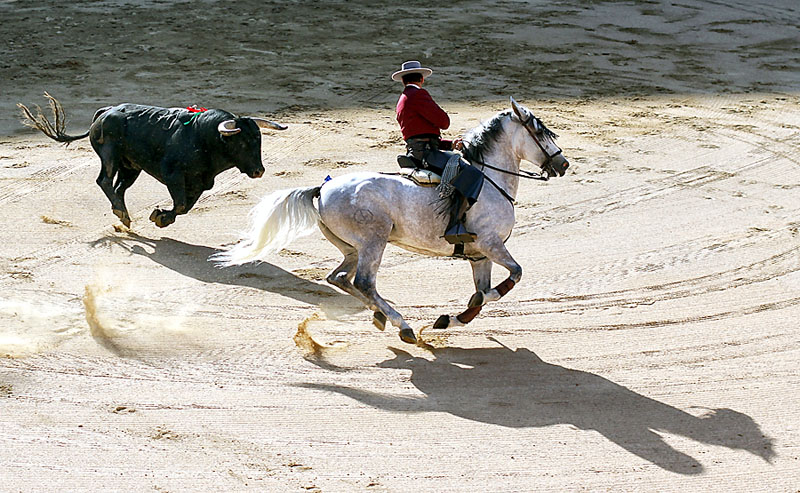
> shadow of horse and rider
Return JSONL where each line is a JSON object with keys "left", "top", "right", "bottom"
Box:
{"left": 94, "top": 233, "right": 775, "bottom": 474}
{"left": 300, "top": 339, "right": 775, "bottom": 475}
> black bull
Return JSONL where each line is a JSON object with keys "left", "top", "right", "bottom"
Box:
{"left": 18, "top": 94, "right": 286, "bottom": 227}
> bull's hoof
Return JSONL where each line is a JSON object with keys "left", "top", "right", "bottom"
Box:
{"left": 155, "top": 217, "right": 171, "bottom": 228}
{"left": 150, "top": 209, "right": 174, "bottom": 228}
{"left": 468, "top": 291, "right": 485, "bottom": 308}
{"left": 398, "top": 328, "right": 417, "bottom": 344}
{"left": 432, "top": 315, "right": 450, "bottom": 329}
{"left": 113, "top": 209, "right": 131, "bottom": 227}
{"left": 372, "top": 311, "right": 387, "bottom": 331}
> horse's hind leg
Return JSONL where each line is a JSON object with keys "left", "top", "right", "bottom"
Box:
{"left": 320, "top": 223, "right": 393, "bottom": 331}
{"left": 319, "top": 211, "right": 415, "bottom": 343}
{"left": 351, "top": 240, "right": 417, "bottom": 344}
{"left": 327, "top": 248, "right": 392, "bottom": 331}
{"left": 319, "top": 224, "right": 369, "bottom": 305}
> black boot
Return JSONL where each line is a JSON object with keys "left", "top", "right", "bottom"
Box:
{"left": 443, "top": 195, "right": 476, "bottom": 244}
{"left": 397, "top": 154, "right": 420, "bottom": 169}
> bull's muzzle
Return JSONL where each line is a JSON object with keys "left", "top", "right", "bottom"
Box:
{"left": 248, "top": 167, "right": 265, "bottom": 179}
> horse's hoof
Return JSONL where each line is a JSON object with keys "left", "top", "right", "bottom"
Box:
{"left": 399, "top": 328, "right": 417, "bottom": 344}
{"left": 468, "top": 291, "right": 485, "bottom": 308}
{"left": 432, "top": 315, "right": 450, "bottom": 329}
{"left": 149, "top": 209, "right": 160, "bottom": 222}
{"left": 372, "top": 311, "right": 387, "bottom": 331}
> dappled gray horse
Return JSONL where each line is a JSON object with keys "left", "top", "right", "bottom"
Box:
{"left": 212, "top": 98, "right": 569, "bottom": 344}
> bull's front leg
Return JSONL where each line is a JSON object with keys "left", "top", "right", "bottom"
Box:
{"left": 150, "top": 167, "right": 187, "bottom": 228}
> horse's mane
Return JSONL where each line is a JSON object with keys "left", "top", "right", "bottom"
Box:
{"left": 461, "top": 108, "right": 558, "bottom": 165}
{"left": 461, "top": 110, "right": 511, "bottom": 164}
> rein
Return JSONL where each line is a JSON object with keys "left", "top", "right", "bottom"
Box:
{"left": 471, "top": 157, "right": 549, "bottom": 181}
{"left": 465, "top": 151, "right": 548, "bottom": 206}
{"left": 482, "top": 173, "right": 517, "bottom": 204}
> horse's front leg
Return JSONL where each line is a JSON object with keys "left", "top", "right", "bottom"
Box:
{"left": 434, "top": 240, "right": 521, "bottom": 329}
{"left": 467, "top": 257, "right": 493, "bottom": 307}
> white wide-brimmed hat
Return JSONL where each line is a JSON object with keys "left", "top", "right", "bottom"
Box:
{"left": 391, "top": 60, "right": 433, "bottom": 81}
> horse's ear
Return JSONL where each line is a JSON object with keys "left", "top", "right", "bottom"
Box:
{"left": 510, "top": 96, "right": 527, "bottom": 121}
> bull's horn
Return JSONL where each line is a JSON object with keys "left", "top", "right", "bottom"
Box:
{"left": 251, "top": 117, "right": 287, "bottom": 131}
{"left": 218, "top": 119, "right": 241, "bottom": 136}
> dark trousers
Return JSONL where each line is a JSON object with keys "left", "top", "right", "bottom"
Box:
{"left": 402, "top": 137, "right": 483, "bottom": 203}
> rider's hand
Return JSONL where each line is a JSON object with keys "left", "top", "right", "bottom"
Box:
{"left": 453, "top": 137, "right": 464, "bottom": 151}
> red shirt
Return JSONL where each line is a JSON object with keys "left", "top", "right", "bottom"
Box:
{"left": 396, "top": 85, "right": 450, "bottom": 141}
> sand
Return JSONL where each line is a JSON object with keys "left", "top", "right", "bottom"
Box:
{"left": 1, "top": 0, "right": 799, "bottom": 491}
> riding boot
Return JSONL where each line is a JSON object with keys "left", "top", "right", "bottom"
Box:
{"left": 397, "top": 154, "right": 421, "bottom": 169}
{"left": 443, "top": 194, "right": 476, "bottom": 244}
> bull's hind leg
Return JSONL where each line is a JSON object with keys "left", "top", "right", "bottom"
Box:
{"left": 434, "top": 238, "right": 522, "bottom": 329}
{"left": 95, "top": 146, "right": 128, "bottom": 225}
{"left": 111, "top": 166, "right": 141, "bottom": 227}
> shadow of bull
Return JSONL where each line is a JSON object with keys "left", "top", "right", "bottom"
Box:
{"left": 91, "top": 232, "right": 363, "bottom": 315}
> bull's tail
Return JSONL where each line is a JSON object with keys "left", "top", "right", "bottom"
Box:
{"left": 211, "top": 186, "right": 322, "bottom": 266}
{"left": 17, "top": 92, "right": 89, "bottom": 144}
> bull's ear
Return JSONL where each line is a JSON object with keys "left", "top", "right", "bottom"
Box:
{"left": 218, "top": 119, "right": 241, "bottom": 136}
{"left": 510, "top": 96, "right": 528, "bottom": 121}
{"left": 251, "top": 117, "right": 287, "bottom": 131}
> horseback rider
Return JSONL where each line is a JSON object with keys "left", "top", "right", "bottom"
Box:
{"left": 392, "top": 60, "right": 482, "bottom": 245}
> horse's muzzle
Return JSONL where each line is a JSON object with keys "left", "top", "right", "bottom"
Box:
{"left": 545, "top": 154, "right": 569, "bottom": 177}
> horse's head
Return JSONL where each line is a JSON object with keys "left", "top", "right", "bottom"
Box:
{"left": 510, "top": 97, "right": 569, "bottom": 179}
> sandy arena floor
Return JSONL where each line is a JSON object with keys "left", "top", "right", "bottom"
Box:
{"left": 1, "top": 1, "right": 799, "bottom": 491}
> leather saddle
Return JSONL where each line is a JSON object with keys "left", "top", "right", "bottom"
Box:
{"left": 397, "top": 150, "right": 483, "bottom": 202}
{"left": 398, "top": 167, "right": 441, "bottom": 187}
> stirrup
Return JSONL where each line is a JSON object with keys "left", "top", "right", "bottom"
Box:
{"left": 443, "top": 223, "right": 476, "bottom": 244}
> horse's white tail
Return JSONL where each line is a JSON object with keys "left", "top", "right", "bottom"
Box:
{"left": 211, "top": 186, "right": 321, "bottom": 266}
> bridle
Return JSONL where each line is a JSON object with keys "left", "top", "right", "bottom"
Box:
{"left": 518, "top": 112, "right": 566, "bottom": 180}
{"left": 466, "top": 112, "right": 564, "bottom": 203}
